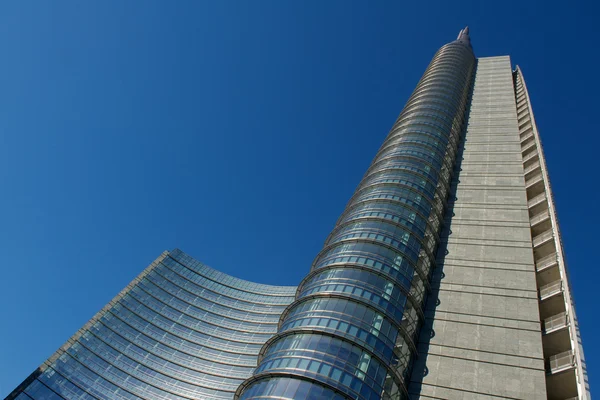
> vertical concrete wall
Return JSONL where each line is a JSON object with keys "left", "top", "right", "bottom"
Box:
{"left": 408, "top": 56, "right": 547, "bottom": 399}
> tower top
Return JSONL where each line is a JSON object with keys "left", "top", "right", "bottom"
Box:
{"left": 456, "top": 26, "right": 472, "bottom": 49}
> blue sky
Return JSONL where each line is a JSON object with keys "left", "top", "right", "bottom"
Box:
{"left": 0, "top": 0, "right": 598, "bottom": 396}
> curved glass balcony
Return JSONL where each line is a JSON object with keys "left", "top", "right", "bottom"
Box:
{"left": 237, "top": 32, "right": 475, "bottom": 400}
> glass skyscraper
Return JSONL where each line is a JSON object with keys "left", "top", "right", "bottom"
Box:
{"left": 6, "top": 28, "right": 590, "bottom": 400}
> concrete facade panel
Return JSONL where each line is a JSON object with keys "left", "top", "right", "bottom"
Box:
{"left": 410, "top": 354, "right": 547, "bottom": 400}
{"left": 450, "top": 206, "right": 530, "bottom": 223}
{"left": 409, "top": 56, "right": 547, "bottom": 399}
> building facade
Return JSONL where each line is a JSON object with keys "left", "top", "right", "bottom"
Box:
{"left": 408, "top": 56, "right": 590, "bottom": 400}
{"left": 6, "top": 249, "right": 297, "bottom": 400}
{"left": 6, "top": 29, "right": 590, "bottom": 400}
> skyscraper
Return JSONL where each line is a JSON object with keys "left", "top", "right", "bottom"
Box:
{"left": 6, "top": 28, "right": 589, "bottom": 400}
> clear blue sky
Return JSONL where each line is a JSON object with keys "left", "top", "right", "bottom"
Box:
{"left": 0, "top": 1, "right": 598, "bottom": 396}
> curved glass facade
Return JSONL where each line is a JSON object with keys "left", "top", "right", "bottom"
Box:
{"left": 235, "top": 31, "right": 475, "bottom": 400}
{"left": 7, "top": 249, "right": 296, "bottom": 400}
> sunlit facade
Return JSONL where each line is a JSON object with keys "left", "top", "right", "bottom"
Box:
{"left": 6, "top": 249, "right": 296, "bottom": 400}
{"left": 235, "top": 28, "right": 475, "bottom": 400}
{"left": 7, "top": 29, "right": 589, "bottom": 400}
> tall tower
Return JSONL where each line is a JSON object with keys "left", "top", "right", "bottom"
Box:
{"left": 235, "top": 28, "right": 475, "bottom": 400}
{"left": 235, "top": 28, "right": 590, "bottom": 400}
{"left": 408, "top": 55, "right": 590, "bottom": 400}
{"left": 5, "top": 29, "right": 589, "bottom": 400}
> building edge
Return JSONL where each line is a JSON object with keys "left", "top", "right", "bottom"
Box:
{"left": 5, "top": 250, "right": 298, "bottom": 400}
{"left": 4, "top": 251, "right": 170, "bottom": 400}
{"left": 514, "top": 66, "right": 591, "bottom": 400}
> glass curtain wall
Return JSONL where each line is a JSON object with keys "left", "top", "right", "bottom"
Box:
{"left": 236, "top": 30, "right": 476, "bottom": 400}
{"left": 7, "top": 250, "right": 296, "bottom": 400}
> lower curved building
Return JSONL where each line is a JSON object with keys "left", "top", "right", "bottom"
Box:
{"left": 7, "top": 249, "right": 296, "bottom": 400}
{"left": 6, "top": 28, "right": 590, "bottom": 400}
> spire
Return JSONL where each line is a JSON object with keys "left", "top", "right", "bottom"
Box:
{"left": 456, "top": 26, "right": 472, "bottom": 49}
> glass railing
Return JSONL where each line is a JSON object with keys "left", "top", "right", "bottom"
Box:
{"left": 522, "top": 151, "right": 539, "bottom": 164}
{"left": 535, "top": 254, "right": 558, "bottom": 272}
{"left": 539, "top": 280, "right": 562, "bottom": 300}
{"left": 526, "top": 173, "right": 543, "bottom": 189}
{"left": 533, "top": 229, "right": 553, "bottom": 247}
{"left": 520, "top": 125, "right": 533, "bottom": 137}
{"left": 530, "top": 210, "right": 550, "bottom": 226}
{"left": 524, "top": 161, "right": 541, "bottom": 176}
{"left": 521, "top": 136, "right": 535, "bottom": 149}
{"left": 518, "top": 113, "right": 531, "bottom": 124}
{"left": 519, "top": 119, "right": 532, "bottom": 130}
{"left": 546, "top": 350, "right": 575, "bottom": 374}
{"left": 522, "top": 141, "right": 537, "bottom": 153}
{"left": 544, "top": 312, "right": 568, "bottom": 334}
{"left": 527, "top": 193, "right": 546, "bottom": 209}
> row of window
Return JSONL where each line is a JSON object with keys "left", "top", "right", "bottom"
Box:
{"left": 378, "top": 135, "right": 455, "bottom": 167}
{"left": 385, "top": 126, "right": 459, "bottom": 158}
{"left": 120, "top": 292, "right": 268, "bottom": 349}
{"left": 406, "top": 86, "right": 464, "bottom": 111}
{"left": 366, "top": 160, "right": 441, "bottom": 191}
{"left": 107, "top": 303, "right": 260, "bottom": 363}
{"left": 88, "top": 321, "right": 250, "bottom": 383}
{"left": 298, "top": 282, "right": 405, "bottom": 324}
{"left": 360, "top": 169, "right": 437, "bottom": 200}
{"left": 36, "top": 368, "right": 97, "bottom": 400}
{"left": 256, "top": 340, "right": 390, "bottom": 397}
{"left": 390, "top": 117, "right": 459, "bottom": 145}
{"left": 301, "top": 268, "right": 417, "bottom": 315}
{"left": 239, "top": 377, "right": 346, "bottom": 400}
{"left": 376, "top": 144, "right": 444, "bottom": 172}
{"left": 304, "top": 264, "right": 410, "bottom": 294}
{"left": 383, "top": 133, "right": 450, "bottom": 158}
{"left": 281, "top": 297, "right": 398, "bottom": 350}
{"left": 279, "top": 314, "right": 396, "bottom": 362}
{"left": 406, "top": 81, "right": 464, "bottom": 108}
{"left": 352, "top": 185, "right": 433, "bottom": 218}
{"left": 22, "top": 379, "right": 69, "bottom": 400}
{"left": 417, "top": 60, "right": 471, "bottom": 83}
{"left": 346, "top": 186, "right": 448, "bottom": 245}
{"left": 78, "top": 330, "right": 241, "bottom": 391}
{"left": 152, "top": 264, "right": 289, "bottom": 317}
{"left": 64, "top": 341, "right": 202, "bottom": 399}
{"left": 52, "top": 348, "right": 170, "bottom": 400}
{"left": 401, "top": 102, "right": 456, "bottom": 121}
{"left": 253, "top": 352, "right": 395, "bottom": 400}
{"left": 170, "top": 251, "right": 295, "bottom": 296}
{"left": 310, "top": 254, "right": 415, "bottom": 294}
{"left": 129, "top": 284, "right": 276, "bottom": 341}
{"left": 329, "top": 229, "right": 421, "bottom": 264}
{"left": 166, "top": 252, "right": 296, "bottom": 299}
{"left": 342, "top": 202, "right": 426, "bottom": 236}
{"left": 315, "top": 241, "right": 415, "bottom": 279}
{"left": 138, "top": 275, "right": 278, "bottom": 332}
{"left": 94, "top": 314, "right": 253, "bottom": 378}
